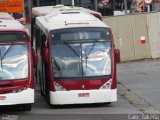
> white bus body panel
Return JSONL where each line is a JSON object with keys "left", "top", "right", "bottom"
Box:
{"left": 32, "top": 5, "right": 101, "bottom": 17}
{"left": 0, "top": 12, "right": 14, "bottom": 19}
{"left": 0, "top": 19, "right": 29, "bottom": 34}
{"left": 0, "top": 88, "right": 34, "bottom": 105}
{"left": 49, "top": 89, "right": 117, "bottom": 105}
{"left": 35, "top": 6, "right": 110, "bottom": 36}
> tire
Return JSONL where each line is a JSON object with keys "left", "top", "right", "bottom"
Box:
{"left": 23, "top": 104, "right": 32, "bottom": 111}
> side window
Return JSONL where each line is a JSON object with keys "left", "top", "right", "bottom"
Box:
{"left": 41, "top": 33, "right": 46, "bottom": 47}
{"left": 40, "top": 31, "right": 47, "bottom": 63}
{"left": 35, "top": 27, "right": 47, "bottom": 52}
{"left": 35, "top": 27, "right": 40, "bottom": 51}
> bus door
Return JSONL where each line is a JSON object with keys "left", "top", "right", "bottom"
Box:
{"left": 36, "top": 28, "right": 49, "bottom": 95}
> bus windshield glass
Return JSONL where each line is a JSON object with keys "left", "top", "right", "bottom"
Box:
{"left": 51, "top": 28, "right": 111, "bottom": 79}
{"left": 0, "top": 45, "right": 28, "bottom": 80}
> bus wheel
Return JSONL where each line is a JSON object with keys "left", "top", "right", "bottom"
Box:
{"left": 23, "top": 104, "right": 32, "bottom": 111}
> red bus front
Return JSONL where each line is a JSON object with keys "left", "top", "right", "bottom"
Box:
{"left": 44, "top": 27, "right": 119, "bottom": 105}
{"left": 0, "top": 31, "right": 34, "bottom": 110}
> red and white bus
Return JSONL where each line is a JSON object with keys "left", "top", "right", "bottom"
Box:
{"left": 0, "top": 12, "right": 14, "bottom": 20}
{"left": 0, "top": 13, "right": 38, "bottom": 110}
{"left": 32, "top": 5, "right": 102, "bottom": 18}
{"left": 31, "top": 5, "right": 102, "bottom": 42}
{"left": 32, "top": 6, "right": 120, "bottom": 105}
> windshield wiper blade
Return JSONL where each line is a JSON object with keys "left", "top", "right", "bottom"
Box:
{"left": 0, "top": 45, "right": 13, "bottom": 70}
{"left": 64, "top": 42, "right": 80, "bottom": 57}
{"left": 0, "top": 49, "right": 2, "bottom": 70}
{"left": 2, "top": 45, "right": 12, "bottom": 59}
{"left": 52, "top": 57, "right": 62, "bottom": 72}
{"left": 85, "top": 42, "right": 96, "bottom": 68}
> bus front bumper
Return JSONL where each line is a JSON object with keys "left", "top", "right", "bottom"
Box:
{"left": 0, "top": 88, "right": 34, "bottom": 105}
{"left": 49, "top": 89, "right": 117, "bottom": 105}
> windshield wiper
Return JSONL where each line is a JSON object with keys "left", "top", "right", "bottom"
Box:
{"left": 2, "top": 45, "right": 12, "bottom": 59}
{"left": 85, "top": 42, "right": 96, "bottom": 68}
{"left": 0, "top": 45, "right": 12, "bottom": 70}
{"left": 52, "top": 57, "right": 62, "bottom": 74}
{"left": 64, "top": 42, "right": 80, "bottom": 57}
{"left": 0, "top": 49, "right": 2, "bottom": 70}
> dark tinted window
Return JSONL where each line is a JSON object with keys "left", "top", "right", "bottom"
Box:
{"left": 0, "top": 32, "right": 28, "bottom": 42}
{"left": 51, "top": 28, "right": 110, "bottom": 43}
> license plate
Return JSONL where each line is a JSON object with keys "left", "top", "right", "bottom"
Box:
{"left": 0, "top": 96, "right": 6, "bottom": 100}
{"left": 78, "top": 93, "right": 89, "bottom": 97}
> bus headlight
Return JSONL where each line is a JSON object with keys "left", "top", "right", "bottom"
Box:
{"left": 12, "top": 90, "right": 17, "bottom": 93}
{"left": 54, "top": 82, "right": 66, "bottom": 91}
{"left": 99, "top": 79, "right": 112, "bottom": 89}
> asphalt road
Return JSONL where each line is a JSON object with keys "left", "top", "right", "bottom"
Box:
{"left": 0, "top": 85, "right": 142, "bottom": 120}
{"left": 117, "top": 59, "right": 160, "bottom": 113}
{"left": 0, "top": 89, "right": 141, "bottom": 118}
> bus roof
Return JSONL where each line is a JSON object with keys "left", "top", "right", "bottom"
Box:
{"left": 36, "top": 10, "right": 109, "bottom": 35}
{"left": 0, "top": 12, "right": 14, "bottom": 20}
{"left": 32, "top": 5, "right": 102, "bottom": 18}
{"left": 0, "top": 19, "right": 29, "bottom": 34}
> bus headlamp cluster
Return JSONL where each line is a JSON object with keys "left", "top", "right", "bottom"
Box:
{"left": 12, "top": 86, "right": 28, "bottom": 93}
{"left": 99, "top": 79, "right": 112, "bottom": 89}
{"left": 54, "top": 82, "right": 66, "bottom": 91}
{"left": 12, "top": 90, "right": 22, "bottom": 93}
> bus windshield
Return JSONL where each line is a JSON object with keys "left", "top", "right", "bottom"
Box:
{"left": 51, "top": 28, "right": 111, "bottom": 79}
{"left": 0, "top": 45, "right": 28, "bottom": 80}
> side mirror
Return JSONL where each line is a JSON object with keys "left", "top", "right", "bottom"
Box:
{"left": 43, "top": 47, "right": 49, "bottom": 64}
{"left": 114, "top": 49, "right": 120, "bottom": 63}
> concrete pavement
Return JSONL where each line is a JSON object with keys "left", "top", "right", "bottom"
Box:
{"left": 117, "top": 59, "right": 160, "bottom": 113}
